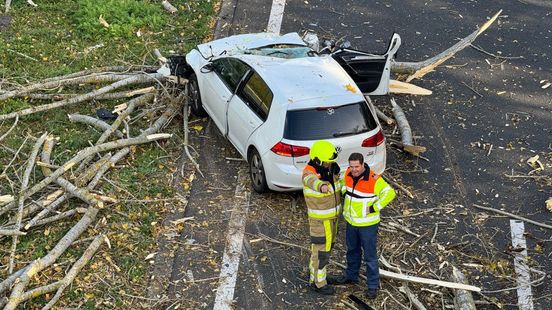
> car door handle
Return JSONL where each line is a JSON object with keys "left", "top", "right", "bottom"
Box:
{"left": 248, "top": 121, "right": 255, "bottom": 127}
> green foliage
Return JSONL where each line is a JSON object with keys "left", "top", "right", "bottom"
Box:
{"left": 0, "top": 0, "right": 215, "bottom": 307}
{"left": 73, "top": 0, "right": 167, "bottom": 39}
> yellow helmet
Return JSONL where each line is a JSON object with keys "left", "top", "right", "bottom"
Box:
{"left": 310, "top": 140, "right": 338, "bottom": 163}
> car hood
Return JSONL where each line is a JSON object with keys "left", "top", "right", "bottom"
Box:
{"left": 196, "top": 32, "right": 307, "bottom": 59}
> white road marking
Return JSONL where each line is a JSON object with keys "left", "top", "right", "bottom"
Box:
{"left": 267, "top": 0, "right": 286, "bottom": 34}
{"left": 213, "top": 169, "right": 250, "bottom": 310}
{"left": 510, "top": 220, "right": 534, "bottom": 310}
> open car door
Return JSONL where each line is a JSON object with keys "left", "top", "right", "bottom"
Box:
{"left": 331, "top": 33, "right": 401, "bottom": 95}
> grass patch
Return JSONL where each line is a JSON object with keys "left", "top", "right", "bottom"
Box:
{"left": 0, "top": 0, "right": 216, "bottom": 308}
{"left": 73, "top": 0, "right": 167, "bottom": 39}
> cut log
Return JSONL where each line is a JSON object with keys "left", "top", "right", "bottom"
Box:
{"left": 389, "top": 79, "right": 432, "bottom": 95}
{"left": 390, "top": 10, "right": 502, "bottom": 81}
{"left": 450, "top": 267, "right": 476, "bottom": 310}
{"left": 390, "top": 98, "right": 426, "bottom": 156}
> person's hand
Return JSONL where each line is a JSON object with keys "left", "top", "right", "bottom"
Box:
{"left": 320, "top": 184, "right": 329, "bottom": 193}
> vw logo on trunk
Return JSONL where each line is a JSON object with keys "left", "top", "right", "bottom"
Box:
{"left": 335, "top": 146, "right": 342, "bottom": 154}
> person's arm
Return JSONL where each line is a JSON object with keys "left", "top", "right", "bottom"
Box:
{"left": 302, "top": 170, "right": 323, "bottom": 192}
{"left": 372, "top": 177, "right": 396, "bottom": 211}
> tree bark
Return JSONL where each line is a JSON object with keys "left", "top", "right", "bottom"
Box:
{"left": 161, "top": 0, "right": 178, "bottom": 13}
{"left": 450, "top": 267, "right": 476, "bottom": 310}
{"left": 75, "top": 93, "right": 154, "bottom": 173}
{"left": 0, "top": 73, "right": 164, "bottom": 121}
{"left": 3, "top": 206, "right": 99, "bottom": 309}
{"left": 22, "top": 134, "right": 171, "bottom": 202}
{"left": 68, "top": 114, "right": 124, "bottom": 138}
{"left": 9, "top": 132, "right": 48, "bottom": 273}
{"left": 41, "top": 235, "right": 105, "bottom": 309}
{"left": 390, "top": 98, "right": 426, "bottom": 156}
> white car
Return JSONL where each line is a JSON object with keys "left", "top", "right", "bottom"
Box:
{"left": 172, "top": 32, "right": 401, "bottom": 193}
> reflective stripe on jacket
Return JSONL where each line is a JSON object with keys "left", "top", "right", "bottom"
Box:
{"left": 302, "top": 164, "right": 342, "bottom": 219}
{"left": 342, "top": 164, "right": 395, "bottom": 226}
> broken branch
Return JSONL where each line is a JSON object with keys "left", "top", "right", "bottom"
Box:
{"left": 0, "top": 73, "right": 164, "bottom": 121}
{"left": 472, "top": 204, "right": 552, "bottom": 229}
{"left": 390, "top": 10, "right": 502, "bottom": 81}
{"left": 390, "top": 98, "right": 426, "bottom": 156}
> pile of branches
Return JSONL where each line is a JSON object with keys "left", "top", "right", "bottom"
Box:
{"left": 0, "top": 65, "right": 185, "bottom": 308}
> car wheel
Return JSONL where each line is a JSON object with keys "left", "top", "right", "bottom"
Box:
{"left": 188, "top": 73, "right": 208, "bottom": 117}
{"left": 249, "top": 148, "right": 268, "bottom": 193}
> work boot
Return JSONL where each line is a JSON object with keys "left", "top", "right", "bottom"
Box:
{"left": 366, "top": 288, "right": 378, "bottom": 299}
{"left": 310, "top": 283, "right": 335, "bottom": 295}
{"left": 327, "top": 275, "right": 358, "bottom": 285}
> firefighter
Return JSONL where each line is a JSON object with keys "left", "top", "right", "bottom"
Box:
{"left": 332, "top": 152, "right": 396, "bottom": 299}
{"left": 302, "top": 140, "right": 342, "bottom": 295}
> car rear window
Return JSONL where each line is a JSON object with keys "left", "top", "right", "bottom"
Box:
{"left": 283, "top": 101, "right": 377, "bottom": 140}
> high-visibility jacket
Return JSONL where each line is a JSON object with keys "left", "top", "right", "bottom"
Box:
{"left": 302, "top": 162, "right": 342, "bottom": 220}
{"left": 342, "top": 164, "right": 395, "bottom": 226}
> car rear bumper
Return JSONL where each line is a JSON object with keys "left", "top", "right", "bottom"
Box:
{"left": 262, "top": 146, "right": 386, "bottom": 192}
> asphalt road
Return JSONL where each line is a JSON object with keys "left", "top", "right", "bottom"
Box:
{"left": 157, "top": 1, "right": 551, "bottom": 309}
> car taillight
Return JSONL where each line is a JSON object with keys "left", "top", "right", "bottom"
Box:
{"left": 362, "top": 129, "right": 385, "bottom": 147}
{"left": 271, "top": 142, "right": 310, "bottom": 157}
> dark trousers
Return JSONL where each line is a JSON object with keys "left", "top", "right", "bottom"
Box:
{"left": 345, "top": 223, "right": 379, "bottom": 289}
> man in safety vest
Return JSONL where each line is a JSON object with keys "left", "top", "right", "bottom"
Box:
{"left": 302, "top": 140, "right": 342, "bottom": 295}
{"left": 331, "top": 152, "right": 396, "bottom": 299}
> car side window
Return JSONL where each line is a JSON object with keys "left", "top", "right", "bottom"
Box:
{"left": 239, "top": 72, "right": 273, "bottom": 121}
{"left": 212, "top": 58, "right": 250, "bottom": 93}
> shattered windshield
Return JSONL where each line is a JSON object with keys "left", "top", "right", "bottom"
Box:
{"left": 242, "top": 46, "right": 312, "bottom": 59}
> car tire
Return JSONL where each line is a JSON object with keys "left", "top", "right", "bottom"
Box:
{"left": 188, "top": 73, "right": 208, "bottom": 117}
{"left": 249, "top": 148, "right": 269, "bottom": 193}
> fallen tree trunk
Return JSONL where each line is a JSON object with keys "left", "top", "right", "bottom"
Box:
{"left": 0, "top": 73, "right": 164, "bottom": 121}
{"left": 390, "top": 10, "right": 502, "bottom": 82}
{"left": 12, "top": 87, "right": 156, "bottom": 101}
{"left": 451, "top": 267, "right": 476, "bottom": 310}
{"left": 0, "top": 73, "right": 142, "bottom": 102}
{"left": 40, "top": 66, "right": 159, "bottom": 83}
{"left": 390, "top": 98, "right": 426, "bottom": 156}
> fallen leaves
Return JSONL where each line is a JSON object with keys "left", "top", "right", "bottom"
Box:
{"left": 526, "top": 155, "right": 544, "bottom": 171}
